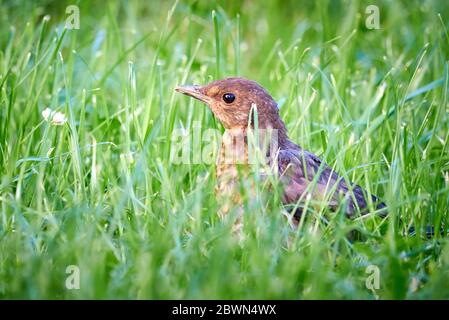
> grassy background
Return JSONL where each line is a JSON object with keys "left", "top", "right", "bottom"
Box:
{"left": 1, "top": 0, "right": 449, "bottom": 299}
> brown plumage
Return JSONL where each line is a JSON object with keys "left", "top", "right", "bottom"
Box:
{"left": 175, "top": 77, "right": 387, "bottom": 224}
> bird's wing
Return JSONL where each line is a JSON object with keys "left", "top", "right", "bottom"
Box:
{"left": 276, "top": 149, "right": 384, "bottom": 217}
{"left": 276, "top": 149, "right": 339, "bottom": 209}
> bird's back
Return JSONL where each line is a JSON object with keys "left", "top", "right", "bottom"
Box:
{"left": 275, "top": 144, "right": 386, "bottom": 220}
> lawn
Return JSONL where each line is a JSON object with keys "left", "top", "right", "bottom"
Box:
{"left": 0, "top": 0, "right": 449, "bottom": 299}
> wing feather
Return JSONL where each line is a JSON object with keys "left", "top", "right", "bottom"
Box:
{"left": 275, "top": 149, "right": 386, "bottom": 218}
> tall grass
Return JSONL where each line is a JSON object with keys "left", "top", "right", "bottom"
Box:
{"left": 0, "top": 0, "right": 449, "bottom": 299}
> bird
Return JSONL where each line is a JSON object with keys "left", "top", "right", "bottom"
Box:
{"left": 175, "top": 77, "right": 387, "bottom": 227}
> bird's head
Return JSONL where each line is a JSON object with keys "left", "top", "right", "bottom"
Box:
{"left": 175, "top": 77, "right": 282, "bottom": 130}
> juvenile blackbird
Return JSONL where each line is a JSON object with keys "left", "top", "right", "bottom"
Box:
{"left": 175, "top": 77, "right": 387, "bottom": 224}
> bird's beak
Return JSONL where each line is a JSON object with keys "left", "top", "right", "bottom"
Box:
{"left": 175, "top": 85, "right": 212, "bottom": 105}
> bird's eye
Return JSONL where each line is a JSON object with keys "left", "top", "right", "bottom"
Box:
{"left": 222, "top": 93, "right": 236, "bottom": 104}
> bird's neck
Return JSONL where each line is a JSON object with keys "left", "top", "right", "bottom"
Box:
{"left": 221, "top": 117, "right": 298, "bottom": 166}
{"left": 268, "top": 117, "right": 295, "bottom": 150}
{"left": 251, "top": 115, "right": 298, "bottom": 151}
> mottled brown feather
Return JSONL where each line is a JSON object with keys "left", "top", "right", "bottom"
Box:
{"left": 175, "top": 77, "right": 387, "bottom": 223}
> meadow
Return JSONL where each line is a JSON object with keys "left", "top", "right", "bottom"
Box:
{"left": 0, "top": 0, "right": 449, "bottom": 299}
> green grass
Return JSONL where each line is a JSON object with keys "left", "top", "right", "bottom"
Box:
{"left": 1, "top": 0, "right": 449, "bottom": 299}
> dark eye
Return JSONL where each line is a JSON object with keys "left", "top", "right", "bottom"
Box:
{"left": 222, "top": 93, "right": 235, "bottom": 104}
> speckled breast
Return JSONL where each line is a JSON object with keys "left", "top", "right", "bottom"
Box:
{"left": 215, "top": 130, "right": 251, "bottom": 218}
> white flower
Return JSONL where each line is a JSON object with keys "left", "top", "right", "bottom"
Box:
{"left": 42, "top": 108, "right": 67, "bottom": 126}
{"left": 51, "top": 111, "right": 67, "bottom": 125}
{"left": 42, "top": 108, "right": 52, "bottom": 121}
